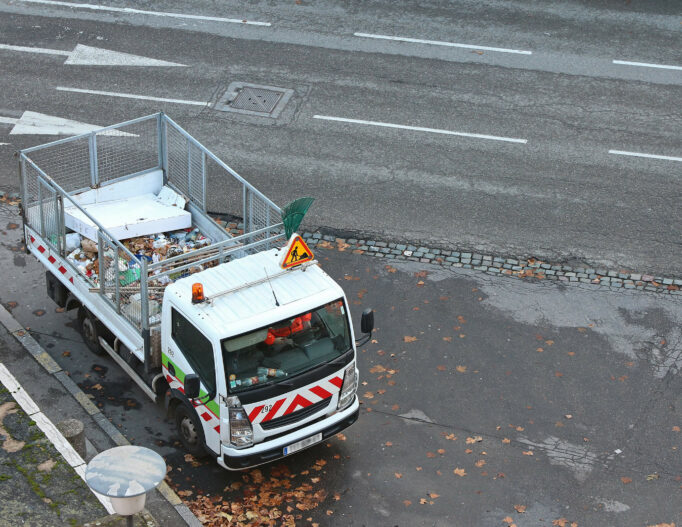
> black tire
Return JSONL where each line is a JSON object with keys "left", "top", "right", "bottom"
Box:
{"left": 175, "top": 404, "right": 207, "bottom": 457}
{"left": 79, "top": 309, "right": 104, "bottom": 355}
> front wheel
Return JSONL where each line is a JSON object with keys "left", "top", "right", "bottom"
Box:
{"left": 175, "top": 404, "right": 206, "bottom": 457}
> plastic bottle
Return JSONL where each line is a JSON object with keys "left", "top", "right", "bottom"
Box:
{"left": 257, "top": 367, "right": 287, "bottom": 378}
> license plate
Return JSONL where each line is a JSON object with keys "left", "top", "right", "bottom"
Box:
{"left": 283, "top": 433, "right": 322, "bottom": 455}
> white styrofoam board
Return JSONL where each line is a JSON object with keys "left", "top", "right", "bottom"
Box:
{"left": 71, "top": 170, "right": 163, "bottom": 206}
{"left": 65, "top": 193, "right": 191, "bottom": 241}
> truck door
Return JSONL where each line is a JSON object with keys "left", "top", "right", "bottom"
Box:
{"left": 164, "top": 308, "right": 221, "bottom": 456}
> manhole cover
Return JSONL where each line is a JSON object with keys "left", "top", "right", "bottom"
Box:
{"left": 214, "top": 82, "right": 294, "bottom": 118}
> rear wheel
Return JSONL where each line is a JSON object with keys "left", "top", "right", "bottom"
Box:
{"left": 79, "top": 309, "right": 104, "bottom": 355}
{"left": 175, "top": 404, "right": 206, "bottom": 457}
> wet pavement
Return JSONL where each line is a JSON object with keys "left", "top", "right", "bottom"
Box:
{"left": 1, "top": 199, "right": 681, "bottom": 526}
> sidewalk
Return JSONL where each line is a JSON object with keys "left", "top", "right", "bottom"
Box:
{"left": 0, "top": 374, "right": 107, "bottom": 526}
{"left": 0, "top": 305, "right": 199, "bottom": 527}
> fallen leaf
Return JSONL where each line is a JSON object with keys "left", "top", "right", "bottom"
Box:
{"left": 466, "top": 436, "right": 483, "bottom": 444}
{"left": 445, "top": 433, "right": 457, "bottom": 441}
{"left": 465, "top": 448, "right": 473, "bottom": 454}
{"left": 395, "top": 472, "right": 402, "bottom": 479}
{"left": 503, "top": 516, "right": 514, "bottom": 524}
{"left": 537, "top": 347, "right": 544, "bottom": 352}
{"left": 437, "top": 449, "right": 445, "bottom": 455}
{"left": 369, "top": 365, "right": 386, "bottom": 373}
{"left": 555, "top": 371, "right": 564, "bottom": 377}
{"left": 475, "top": 459, "right": 486, "bottom": 468}
{"left": 429, "top": 493, "right": 440, "bottom": 499}
{"left": 443, "top": 336, "right": 452, "bottom": 342}
{"left": 514, "top": 504, "right": 526, "bottom": 513}
{"left": 502, "top": 438, "right": 511, "bottom": 444}
{"left": 426, "top": 452, "right": 436, "bottom": 458}
{"left": 522, "top": 451, "right": 533, "bottom": 456}
{"left": 621, "top": 476, "right": 632, "bottom": 484}
{"left": 437, "top": 365, "right": 447, "bottom": 371}
{"left": 336, "top": 433, "right": 346, "bottom": 441}
{"left": 404, "top": 336, "right": 417, "bottom": 343}
{"left": 62, "top": 351, "right": 71, "bottom": 357}
{"left": 403, "top": 500, "right": 412, "bottom": 507}
{"left": 456, "top": 365, "right": 467, "bottom": 373}
{"left": 453, "top": 468, "right": 467, "bottom": 477}
{"left": 385, "top": 441, "right": 393, "bottom": 447}
{"left": 673, "top": 426, "right": 681, "bottom": 432}
{"left": 363, "top": 391, "right": 374, "bottom": 399}
{"left": 646, "top": 473, "right": 660, "bottom": 481}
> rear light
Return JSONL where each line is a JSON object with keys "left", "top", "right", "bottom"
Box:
{"left": 224, "top": 396, "right": 253, "bottom": 448}
{"left": 337, "top": 363, "right": 357, "bottom": 410}
{"left": 192, "top": 283, "right": 204, "bottom": 304}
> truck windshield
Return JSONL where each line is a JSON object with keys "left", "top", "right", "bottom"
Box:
{"left": 222, "top": 299, "right": 351, "bottom": 392}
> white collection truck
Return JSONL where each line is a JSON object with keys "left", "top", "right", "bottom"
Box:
{"left": 19, "top": 113, "right": 371, "bottom": 469}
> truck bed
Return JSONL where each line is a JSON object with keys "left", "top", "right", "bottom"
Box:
{"left": 20, "top": 113, "right": 284, "bottom": 365}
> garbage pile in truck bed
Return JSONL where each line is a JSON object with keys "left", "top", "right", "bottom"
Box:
{"left": 65, "top": 227, "right": 213, "bottom": 287}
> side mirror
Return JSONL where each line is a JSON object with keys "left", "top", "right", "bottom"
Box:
{"left": 360, "top": 308, "right": 374, "bottom": 334}
{"left": 184, "top": 374, "right": 200, "bottom": 399}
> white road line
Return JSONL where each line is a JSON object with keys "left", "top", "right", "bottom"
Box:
{"left": 314, "top": 115, "right": 527, "bottom": 144}
{"left": 354, "top": 32, "right": 532, "bottom": 55}
{"left": 609, "top": 150, "right": 682, "bottom": 162}
{"left": 0, "top": 116, "right": 19, "bottom": 125}
{"left": 0, "top": 43, "right": 69, "bottom": 56}
{"left": 56, "top": 86, "right": 207, "bottom": 106}
{"left": 16, "top": 0, "right": 271, "bottom": 26}
{"left": 613, "top": 60, "right": 682, "bottom": 72}
{"left": 0, "top": 362, "right": 114, "bottom": 513}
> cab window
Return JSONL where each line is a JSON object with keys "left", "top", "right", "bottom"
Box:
{"left": 171, "top": 309, "right": 216, "bottom": 394}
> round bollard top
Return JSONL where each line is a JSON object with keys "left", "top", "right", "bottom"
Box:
{"left": 84, "top": 445, "right": 166, "bottom": 498}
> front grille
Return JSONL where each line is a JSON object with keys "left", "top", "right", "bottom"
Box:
{"left": 260, "top": 398, "right": 331, "bottom": 431}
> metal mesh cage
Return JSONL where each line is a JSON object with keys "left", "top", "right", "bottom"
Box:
{"left": 96, "top": 118, "right": 159, "bottom": 185}
{"left": 97, "top": 229, "right": 146, "bottom": 329}
{"left": 25, "top": 136, "right": 92, "bottom": 194}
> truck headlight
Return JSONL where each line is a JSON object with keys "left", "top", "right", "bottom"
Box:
{"left": 337, "top": 363, "right": 357, "bottom": 410}
{"left": 225, "top": 396, "right": 253, "bottom": 448}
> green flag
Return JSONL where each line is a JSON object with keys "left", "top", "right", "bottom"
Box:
{"left": 281, "top": 197, "right": 314, "bottom": 239}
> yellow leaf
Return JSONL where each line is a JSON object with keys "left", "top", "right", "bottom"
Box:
{"left": 475, "top": 459, "right": 486, "bottom": 468}
{"left": 502, "top": 438, "right": 511, "bottom": 444}
{"left": 522, "top": 451, "right": 533, "bottom": 456}
{"left": 456, "top": 365, "right": 467, "bottom": 373}
{"left": 395, "top": 473, "right": 402, "bottom": 479}
{"left": 453, "top": 468, "right": 467, "bottom": 477}
{"left": 404, "top": 336, "right": 417, "bottom": 343}
{"left": 445, "top": 433, "right": 457, "bottom": 441}
{"left": 514, "top": 504, "right": 526, "bottom": 513}
{"left": 403, "top": 500, "right": 412, "bottom": 507}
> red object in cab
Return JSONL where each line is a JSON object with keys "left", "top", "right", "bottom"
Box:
{"left": 264, "top": 313, "right": 312, "bottom": 345}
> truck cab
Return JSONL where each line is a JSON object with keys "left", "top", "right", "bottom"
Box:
{"left": 161, "top": 247, "right": 363, "bottom": 469}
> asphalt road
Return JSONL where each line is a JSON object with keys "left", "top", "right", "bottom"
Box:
{"left": 2, "top": 198, "right": 681, "bottom": 526}
{"left": 0, "top": 0, "right": 680, "bottom": 276}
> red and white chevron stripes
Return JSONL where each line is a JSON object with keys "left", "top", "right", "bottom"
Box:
{"left": 246, "top": 373, "right": 343, "bottom": 425}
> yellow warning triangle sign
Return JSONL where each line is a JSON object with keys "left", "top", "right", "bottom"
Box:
{"left": 280, "top": 233, "right": 314, "bottom": 269}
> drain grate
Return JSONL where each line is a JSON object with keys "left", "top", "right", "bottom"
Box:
{"left": 231, "top": 87, "right": 283, "bottom": 113}
{"left": 214, "top": 82, "right": 294, "bottom": 118}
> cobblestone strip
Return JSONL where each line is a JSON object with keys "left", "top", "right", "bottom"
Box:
{"left": 215, "top": 220, "right": 681, "bottom": 296}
